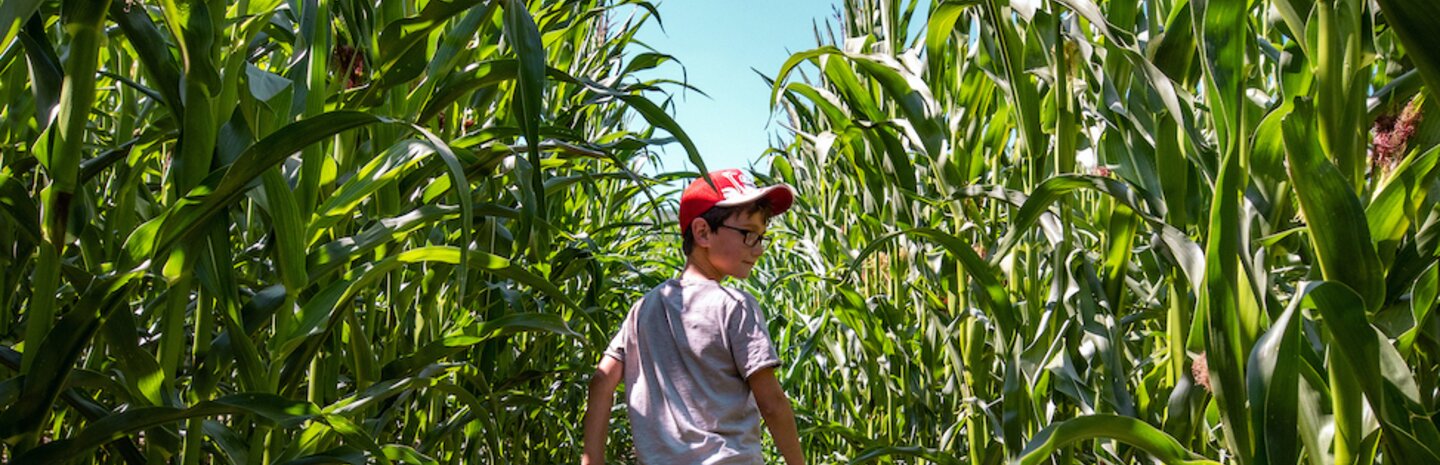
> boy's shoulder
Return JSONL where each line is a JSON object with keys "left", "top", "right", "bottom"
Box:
{"left": 644, "top": 278, "right": 758, "bottom": 309}
{"left": 706, "top": 281, "right": 759, "bottom": 308}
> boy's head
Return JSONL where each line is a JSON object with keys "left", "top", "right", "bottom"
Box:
{"left": 679, "top": 169, "right": 794, "bottom": 278}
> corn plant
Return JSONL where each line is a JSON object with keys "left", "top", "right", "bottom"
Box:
{"left": 761, "top": 0, "right": 1440, "bottom": 463}
{"left": 0, "top": 0, "right": 704, "bottom": 463}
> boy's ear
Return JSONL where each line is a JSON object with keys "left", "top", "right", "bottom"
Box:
{"left": 690, "top": 218, "right": 712, "bottom": 248}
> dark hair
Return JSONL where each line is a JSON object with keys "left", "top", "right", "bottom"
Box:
{"left": 682, "top": 198, "right": 774, "bottom": 255}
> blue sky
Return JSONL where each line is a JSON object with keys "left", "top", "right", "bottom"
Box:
{"left": 629, "top": 1, "right": 839, "bottom": 174}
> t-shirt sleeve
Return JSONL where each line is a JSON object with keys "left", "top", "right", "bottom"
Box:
{"left": 603, "top": 302, "right": 638, "bottom": 362}
{"left": 727, "top": 292, "right": 781, "bottom": 379}
{"left": 603, "top": 327, "right": 627, "bottom": 362}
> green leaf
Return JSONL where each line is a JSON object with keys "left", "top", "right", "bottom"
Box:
{"left": 261, "top": 169, "right": 309, "bottom": 300}
{"left": 307, "top": 204, "right": 481, "bottom": 277}
{"left": 17, "top": 16, "right": 61, "bottom": 134}
{"left": 846, "top": 53, "right": 945, "bottom": 157}
{"left": 371, "top": 0, "right": 483, "bottom": 90}
{"left": 1367, "top": 145, "right": 1440, "bottom": 251}
{"left": 852, "top": 228, "right": 1016, "bottom": 341}
{"left": 503, "top": 0, "right": 550, "bottom": 257}
{"left": 276, "top": 246, "right": 576, "bottom": 364}
{"left": 0, "top": 172, "right": 40, "bottom": 245}
{"left": 382, "top": 445, "right": 438, "bottom": 465}
{"left": 419, "top": 60, "right": 521, "bottom": 124}
{"left": 110, "top": 0, "right": 185, "bottom": 114}
{"left": 850, "top": 445, "right": 963, "bottom": 465}
{"left": 0, "top": 271, "right": 140, "bottom": 443}
{"left": 246, "top": 63, "right": 293, "bottom": 103}
{"left": 1283, "top": 99, "right": 1386, "bottom": 311}
{"left": 1375, "top": 0, "right": 1440, "bottom": 99}
{"left": 308, "top": 140, "right": 436, "bottom": 244}
{"left": 1301, "top": 281, "right": 1440, "bottom": 462}
{"left": 381, "top": 312, "right": 578, "bottom": 379}
{"left": 1398, "top": 263, "right": 1438, "bottom": 354}
{"left": 771, "top": 46, "right": 844, "bottom": 110}
{"left": 985, "top": 175, "right": 1205, "bottom": 293}
{"left": 925, "top": 2, "right": 974, "bottom": 72}
{"left": 1013, "top": 414, "right": 1219, "bottom": 465}
{"left": 12, "top": 394, "right": 322, "bottom": 465}
{"left": 1148, "top": 2, "right": 1196, "bottom": 83}
{"left": 621, "top": 52, "right": 676, "bottom": 77}
{"left": 1201, "top": 145, "right": 1254, "bottom": 462}
{"left": 418, "top": 2, "right": 497, "bottom": 98}
{"left": 583, "top": 82, "right": 707, "bottom": 174}
{"left": 319, "top": 414, "right": 394, "bottom": 465}
{"left": 0, "top": 0, "right": 41, "bottom": 55}
{"left": 1192, "top": 0, "right": 1248, "bottom": 157}
{"left": 201, "top": 420, "right": 250, "bottom": 465}
{"left": 1102, "top": 204, "right": 1140, "bottom": 310}
{"left": 1246, "top": 298, "right": 1302, "bottom": 465}
{"left": 127, "top": 111, "right": 391, "bottom": 267}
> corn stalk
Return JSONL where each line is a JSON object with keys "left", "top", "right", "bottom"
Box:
{"left": 764, "top": 0, "right": 1440, "bottom": 463}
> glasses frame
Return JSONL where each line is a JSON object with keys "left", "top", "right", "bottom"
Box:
{"left": 716, "top": 224, "right": 769, "bottom": 248}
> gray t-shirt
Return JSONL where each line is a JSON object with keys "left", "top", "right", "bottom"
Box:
{"left": 604, "top": 276, "right": 781, "bottom": 465}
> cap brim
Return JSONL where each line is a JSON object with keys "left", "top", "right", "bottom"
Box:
{"left": 714, "top": 184, "right": 795, "bottom": 215}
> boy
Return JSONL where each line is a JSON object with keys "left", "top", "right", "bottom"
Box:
{"left": 582, "top": 169, "right": 806, "bottom": 465}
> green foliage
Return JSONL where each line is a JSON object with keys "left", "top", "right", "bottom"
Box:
{"left": 761, "top": 0, "right": 1440, "bottom": 463}
{"left": 6, "top": 0, "right": 1440, "bottom": 463}
{"left": 0, "top": 0, "right": 693, "bottom": 463}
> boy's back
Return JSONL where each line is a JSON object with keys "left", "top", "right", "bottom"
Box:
{"left": 604, "top": 277, "right": 780, "bottom": 463}
{"left": 583, "top": 168, "right": 803, "bottom": 465}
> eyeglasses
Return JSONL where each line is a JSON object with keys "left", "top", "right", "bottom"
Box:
{"left": 716, "top": 224, "right": 770, "bottom": 248}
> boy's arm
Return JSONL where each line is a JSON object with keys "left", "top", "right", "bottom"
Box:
{"left": 748, "top": 367, "right": 805, "bottom": 465}
{"left": 582, "top": 356, "right": 624, "bottom": 465}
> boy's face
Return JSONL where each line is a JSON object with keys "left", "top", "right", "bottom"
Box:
{"left": 706, "top": 209, "right": 769, "bottom": 279}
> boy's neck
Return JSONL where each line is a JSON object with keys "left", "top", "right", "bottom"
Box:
{"left": 682, "top": 254, "right": 723, "bottom": 282}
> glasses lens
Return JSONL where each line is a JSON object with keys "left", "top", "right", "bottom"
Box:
{"left": 723, "top": 224, "right": 767, "bottom": 247}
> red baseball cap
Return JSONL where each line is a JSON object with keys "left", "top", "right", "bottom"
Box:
{"left": 679, "top": 169, "right": 795, "bottom": 232}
